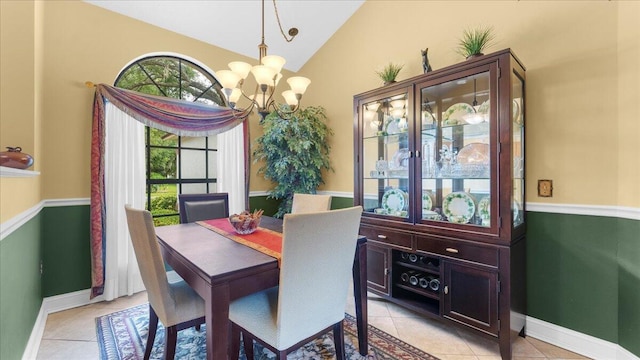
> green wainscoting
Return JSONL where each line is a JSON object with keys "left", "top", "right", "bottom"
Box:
{"left": 41, "top": 206, "right": 92, "bottom": 297}
{"left": 527, "top": 211, "right": 639, "bottom": 354}
{"left": 617, "top": 217, "right": 640, "bottom": 356}
{"left": 0, "top": 214, "right": 42, "bottom": 360}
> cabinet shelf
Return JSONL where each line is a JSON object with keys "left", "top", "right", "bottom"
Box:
{"left": 394, "top": 261, "right": 440, "bottom": 275}
{"left": 395, "top": 283, "right": 440, "bottom": 300}
{"left": 0, "top": 166, "right": 40, "bottom": 177}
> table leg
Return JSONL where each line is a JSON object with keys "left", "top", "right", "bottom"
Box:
{"left": 352, "top": 239, "right": 368, "bottom": 356}
{"left": 207, "top": 283, "right": 230, "bottom": 360}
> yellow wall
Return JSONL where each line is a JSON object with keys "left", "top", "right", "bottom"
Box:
{"left": 0, "top": 0, "right": 42, "bottom": 221}
{"left": 300, "top": 0, "right": 638, "bottom": 208}
{"left": 1, "top": 1, "right": 638, "bottom": 224}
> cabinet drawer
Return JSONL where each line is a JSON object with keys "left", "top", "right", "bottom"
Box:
{"left": 359, "top": 227, "right": 412, "bottom": 250}
{"left": 416, "top": 237, "right": 498, "bottom": 267}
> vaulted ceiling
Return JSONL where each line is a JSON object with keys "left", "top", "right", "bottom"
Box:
{"left": 84, "top": 0, "right": 365, "bottom": 72}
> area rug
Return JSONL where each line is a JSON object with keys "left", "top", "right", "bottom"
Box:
{"left": 96, "top": 303, "right": 439, "bottom": 359}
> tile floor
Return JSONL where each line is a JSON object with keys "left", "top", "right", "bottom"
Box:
{"left": 36, "top": 290, "right": 590, "bottom": 360}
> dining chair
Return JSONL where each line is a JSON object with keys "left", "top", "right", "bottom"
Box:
{"left": 228, "top": 206, "right": 363, "bottom": 360}
{"left": 124, "top": 205, "right": 205, "bottom": 360}
{"left": 290, "top": 193, "right": 332, "bottom": 213}
{"left": 178, "top": 192, "right": 229, "bottom": 223}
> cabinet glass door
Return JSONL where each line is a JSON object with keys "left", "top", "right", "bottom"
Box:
{"left": 361, "top": 93, "right": 410, "bottom": 219}
{"left": 512, "top": 73, "right": 524, "bottom": 227}
{"left": 419, "top": 72, "right": 491, "bottom": 227}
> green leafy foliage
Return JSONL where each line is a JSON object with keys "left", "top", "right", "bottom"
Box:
{"left": 376, "top": 63, "right": 404, "bottom": 83}
{"left": 253, "top": 106, "right": 334, "bottom": 218}
{"left": 456, "top": 26, "right": 496, "bottom": 59}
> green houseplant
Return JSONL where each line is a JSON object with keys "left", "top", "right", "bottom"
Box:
{"left": 376, "top": 62, "right": 404, "bottom": 85}
{"left": 456, "top": 26, "right": 495, "bottom": 59}
{"left": 253, "top": 106, "right": 334, "bottom": 218}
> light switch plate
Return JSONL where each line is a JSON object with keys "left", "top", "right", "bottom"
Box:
{"left": 538, "top": 180, "right": 553, "bottom": 197}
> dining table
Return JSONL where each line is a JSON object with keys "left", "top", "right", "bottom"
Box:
{"left": 155, "top": 216, "right": 368, "bottom": 360}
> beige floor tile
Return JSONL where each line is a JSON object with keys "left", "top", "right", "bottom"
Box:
{"left": 512, "top": 336, "right": 547, "bottom": 358}
{"left": 36, "top": 339, "right": 99, "bottom": 360}
{"left": 368, "top": 316, "right": 399, "bottom": 337}
{"left": 392, "top": 316, "right": 475, "bottom": 356}
{"left": 367, "top": 297, "right": 392, "bottom": 317}
{"left": 456, "top": 328, "right": 501, "bottom": 357}
{"left": 434, "top": 354, "right": 480, "bottom": 360}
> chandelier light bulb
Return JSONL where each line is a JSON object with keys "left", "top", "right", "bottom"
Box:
{"left": 228, "top": 88, "right": 242, "bottom": 105}
{"left": 216, "top": 70, "right": 241, "bottom": 90}
{"left": 282, "top": 90, "right": 298, "bottom": 107}
{"left": 367, "top": 102, "right": 381, "bottom": 113}
{"left": 261, "top": 55, "right": 286, "bottom": 74}
{"left": 390, "top": 99, "right": 406, "bottom": 109}
{"left": 228, "top": 61, "right": 252, "bottom": 80}
{"left": 287, "top": 76, "right": 311, "bottom": 95}
{"left": 251, "top": 65, "right": 278, "bottom": 87}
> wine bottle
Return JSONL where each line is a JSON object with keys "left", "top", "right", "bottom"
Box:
{"left": 400, "top": 252, "right": 409, "bottom": 261}
{"left": 429, "top": 277, "right": 440, "bottom": 291}
{"left": 409, "top": 272, "right": 420, "bottom": 286}
{"left": 418, "top": 275, "right": 433, "bottom": 289}
{"left": 408, "top": 253, "right": 418, "bottom": 263}
{"left": 400, "top": 270, "right": 417, "bottom": 283}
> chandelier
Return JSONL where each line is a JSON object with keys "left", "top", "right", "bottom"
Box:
{"left": 216, "top": 0, "right": 311, "bottom": 121}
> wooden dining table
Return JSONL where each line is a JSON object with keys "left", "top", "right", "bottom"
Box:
{"left": 155, "top": 216, "right": 368, "bottom": 360}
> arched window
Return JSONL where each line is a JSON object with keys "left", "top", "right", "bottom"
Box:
{"left": 114, "top": 54, "right": 226, "bottom": 225}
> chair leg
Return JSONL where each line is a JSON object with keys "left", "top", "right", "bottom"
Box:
{"left": 242, "top": 330, "right": 254, "bottom": 360}
{"left": 333, "top": 322, "right": 346, "bottom": 360}
{"left": 229, "top": 323, "right": 241, "bottom": 360}
{"left": 165, "top": 325, "right": 178, "bottom": 360}
{"left": 144, "top": 305, "right": 159, "bottom": 360}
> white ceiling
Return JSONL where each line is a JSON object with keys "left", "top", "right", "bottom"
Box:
{"left": 84, "top": 0, "right": 365, "bottom": 72}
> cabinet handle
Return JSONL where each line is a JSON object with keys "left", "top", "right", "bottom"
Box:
{"left": 445, "top": 247, "right": 459, "bottom": 254}
{"left": 384, "top": 268, "right": 389, "bottom": 275}
{"left": 444, "top": 285, "right": 449, "bottom": 294}
{"left": 377, "top": 234, "right": 387, "bottom": 239}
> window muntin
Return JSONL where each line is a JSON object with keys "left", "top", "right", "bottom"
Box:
{"left": 115, "top": 55, "right": 225, "bottom": 225}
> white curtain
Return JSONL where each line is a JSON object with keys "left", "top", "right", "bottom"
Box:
{"left": 103, "top": 102, "right": 146, "bottom": 301}
{"left": 217, "top": 123, "right": 246, "bottom": 214}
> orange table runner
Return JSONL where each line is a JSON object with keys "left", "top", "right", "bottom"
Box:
{"left": 196, "top": 218, "right": 282, "bottom": 266}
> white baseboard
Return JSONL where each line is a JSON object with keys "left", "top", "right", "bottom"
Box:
{"left": 526, "top": 316, "right": 639, "bottom": 360}
{"left": 22, "top": 289, "right": 101, "bottom": 360}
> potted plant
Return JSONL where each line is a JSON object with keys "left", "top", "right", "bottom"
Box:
{"left": 376, "top": 62, "right": 404, "bottom": 85}
{"left": 253, "top": 106, "right": 334, "bottom": 218}
{"left": 456, "top": 26, "right": 495, "bottom": 59}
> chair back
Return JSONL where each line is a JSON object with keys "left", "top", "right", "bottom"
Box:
{"left": 276, "top": 206, "right": 362, "bottom": 345}
{"left": 124, "top": 205, "right": 176, "bottom": 323}
{"left": 178, "top": 193, "right": 229, "bottom": 223}
{"left": 290, "top": 193, "right": 332, "bottom": 214}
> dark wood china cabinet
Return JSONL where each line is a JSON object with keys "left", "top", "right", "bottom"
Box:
{"left": 354, "top": 49, "right": 526, "bottom": 359}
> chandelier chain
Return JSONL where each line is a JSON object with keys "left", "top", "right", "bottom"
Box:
{"left": 272, "top": 0, "right": 296, "bottom": 43}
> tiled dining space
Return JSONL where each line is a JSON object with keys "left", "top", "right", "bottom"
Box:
{"left": 35, "top": 286, "right": 589, "bottom": 360}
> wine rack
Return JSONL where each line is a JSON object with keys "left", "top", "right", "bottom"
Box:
{"left": 393, "top": 250, "right": 441, "bottom": 312}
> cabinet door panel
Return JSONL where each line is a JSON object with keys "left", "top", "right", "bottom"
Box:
{"left": 443, "top": 262, "right": 498, "bottom": 335}
{"left": 367, "top": 243, "right": 390, "bottom": 294}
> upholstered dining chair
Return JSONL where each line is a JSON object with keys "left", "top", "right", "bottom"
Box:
{"left": 178, "top": 192, "right": 229, "bottom": 223}
{"left": 124, "top": 205, "right": 205, "bottom": 360}
{"left": 290, "top": 193, "right": 332, "bottom": 213}
{"left": 228, "top": 206, "right": 363, "bottom": 360}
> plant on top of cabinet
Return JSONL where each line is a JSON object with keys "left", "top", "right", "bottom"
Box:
{"left": 456, "top": 26, "right": 495, "bottom": 59}
{"left": 253, "top": 106, "right": 333, "bottom": 218}
{"left": 376, "top": 62, "right": 404, "bottom": 85}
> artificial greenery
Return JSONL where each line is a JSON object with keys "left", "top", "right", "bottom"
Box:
{"left": 456, "top": 26, "right": 495, "bottom": 59}
{"left": 253, "top": 106, "right": 334, "bottom": 218}
{"left": 376, "top": 62, "right": 404, "bottom": 84}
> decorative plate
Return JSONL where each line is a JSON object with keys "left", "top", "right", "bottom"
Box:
{"left": 384, "top": 116, "right": 400, "bottom": 134}
{"left": 382, "top": 188, "right": 407, "bottom": 214}
{"left": 443, "top": 192, "right": 476, "bottom": 224}
{"left": 478, "top": 197, "right": 490, "bottom": 225}
{"left": 422, "top": 190, "right": 434, "bottom": 211}
{"left": 457, "top": 143, "right": 490, "bottom": 165}
{"left": 391, "top": 148, "right": 410, "bottom": 170}
{"left": 443, "top": 102, "right": 474, "bottom": 126}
